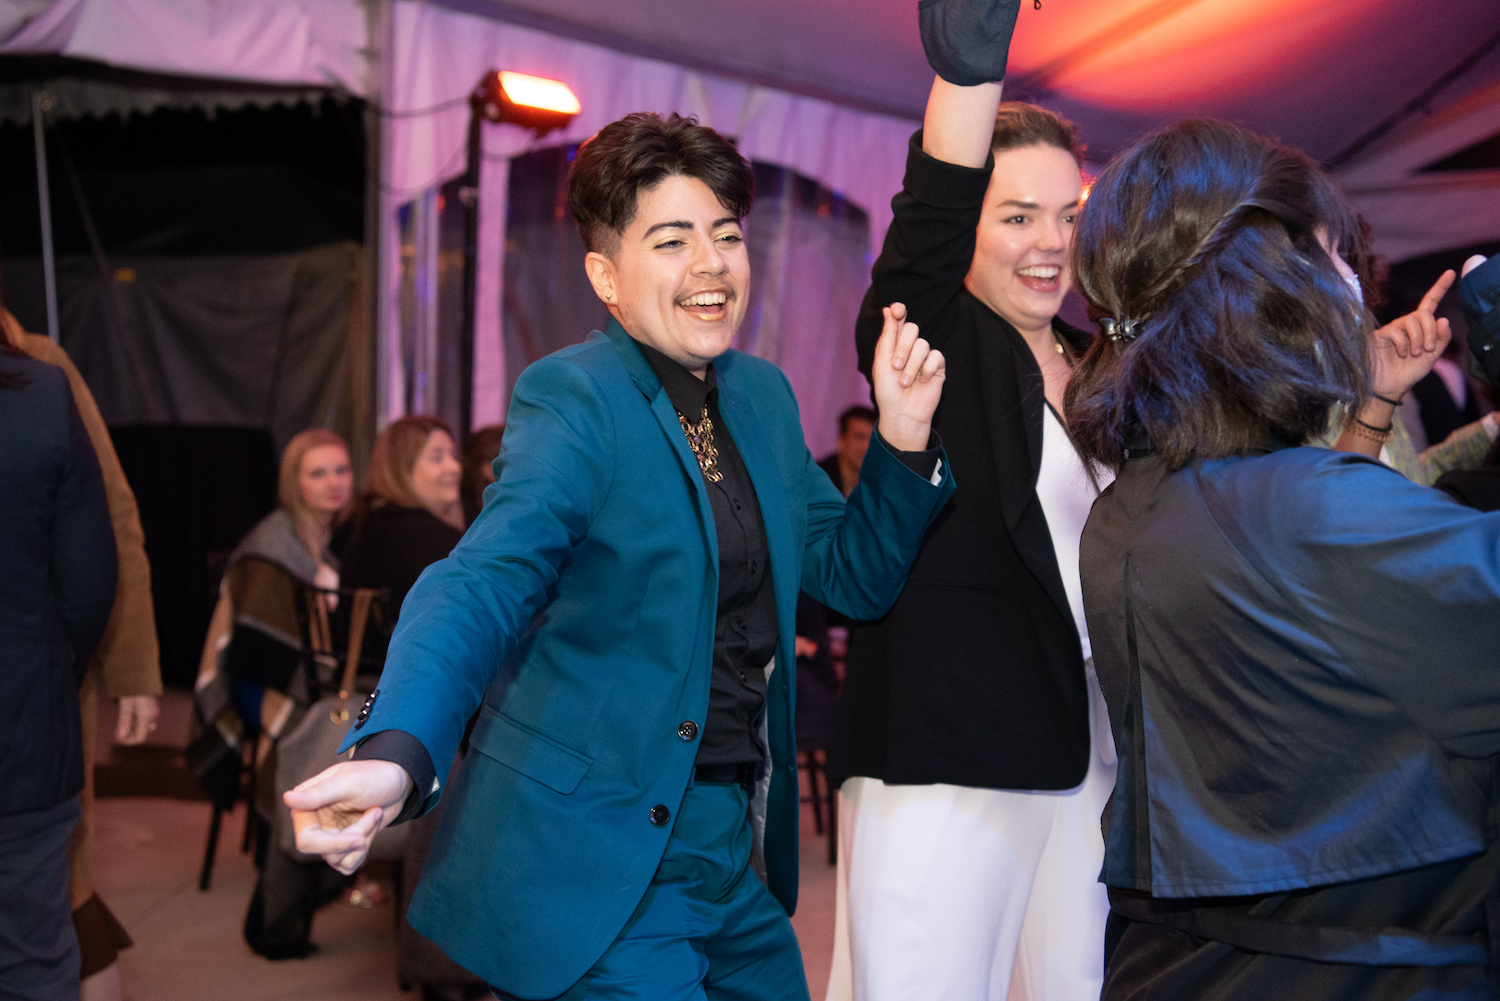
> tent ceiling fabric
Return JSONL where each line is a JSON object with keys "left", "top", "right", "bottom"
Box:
{"left": 446, "top": 0, "right": 1500, "bottom": 163}
{"left": 0, "top": 0, "right": 366, "bottom": 92}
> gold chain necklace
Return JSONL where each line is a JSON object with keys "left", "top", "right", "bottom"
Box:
{"left": 677, "top": 405, "right": 724, "bottom": 483}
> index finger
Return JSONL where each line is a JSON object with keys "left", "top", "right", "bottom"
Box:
{"left": 1417, "top": 269, "right": 1456, "bottom": 314}
{"left": 284, "top": 764, "right": 365, "bottom": 811}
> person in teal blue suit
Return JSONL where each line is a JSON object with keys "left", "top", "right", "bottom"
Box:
{"left": 285, "top": 112, "right": 955, "bottom": 1001}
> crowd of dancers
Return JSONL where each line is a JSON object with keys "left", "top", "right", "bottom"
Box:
{"left": 5, "top": 0, "right": 1500, "bottom": 999}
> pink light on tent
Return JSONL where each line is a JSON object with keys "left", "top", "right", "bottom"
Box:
{"left": 1007, "top": 0, "right": 1374, "bottom": 110}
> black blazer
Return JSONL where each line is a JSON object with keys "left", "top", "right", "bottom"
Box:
{"left": 0, "top": 354, "right": 117, "bottom": 815}
{"left": 829, "top": 134, "right": 1093, "bottom": 792}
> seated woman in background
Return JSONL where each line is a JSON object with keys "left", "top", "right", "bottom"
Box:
{"left": 193, "top": 428, "right": 352, "bottom": 959}
{"left": 336, "top": 415, "right": 464, "bottom": 626}
{"left": 1065, "top": 119, "right": 1500, "bottom": 1000}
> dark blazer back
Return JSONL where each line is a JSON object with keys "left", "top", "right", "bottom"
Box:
{"left": 0, "top": 354, "right": 117, "bottom": 815}
{"left": 830, "top": 134, "right": 1093, "bottom": 791}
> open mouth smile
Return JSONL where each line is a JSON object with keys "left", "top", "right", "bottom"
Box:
{"left": 677, "top": 289, "right": 733, "bottom": 319}
{"left": 1016, "top": 265, "right": 1062, "bottom": 293}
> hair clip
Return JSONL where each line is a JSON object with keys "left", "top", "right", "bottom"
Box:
{"left": 1101, "top": 317, "right": 1141, "bottom": 344}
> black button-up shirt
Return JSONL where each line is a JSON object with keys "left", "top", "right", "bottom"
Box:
{"left": 638, "top": 341, "right": 776, "bottom": 767}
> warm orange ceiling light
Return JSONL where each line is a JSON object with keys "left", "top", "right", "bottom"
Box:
{"left": 471, "top": 69, "right": 580, "bottom": 137}
{"left": 497, "top": 71, "right": 581, "bottom": 115}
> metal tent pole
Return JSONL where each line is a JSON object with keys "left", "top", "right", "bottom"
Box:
{"left": 31, "top": 88, "right": 60, "bottom": 343}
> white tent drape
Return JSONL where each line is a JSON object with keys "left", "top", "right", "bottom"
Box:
{"left": 381, "top": 0, "right": 918, "bottom": 433}
{"left": 1340, "top": 79, "right": 1500, "bottom": 265}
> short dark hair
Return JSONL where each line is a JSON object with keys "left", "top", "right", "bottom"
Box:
{"left": 567, "top": 112, "right": 754, "bottom": 255}
{"left": 992, "top": 102, "right": 1083, "bottom": 163}
{"left": 1063, "top": 119, "right": 1370, "bottom": 470}
{"left": 838, "top": 406, "right": 876, "bottom": 435}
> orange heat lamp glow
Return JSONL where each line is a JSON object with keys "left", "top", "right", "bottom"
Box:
{"left": 498, "top": 72, "right": 581, "bottom": 116}
{"left": 472, "top": 69, "right": 580, "bottom": 137}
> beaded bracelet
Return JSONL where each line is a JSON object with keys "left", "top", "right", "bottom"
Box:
{"left": 1348, "top": 415, "right": 1394, "bottom": 444}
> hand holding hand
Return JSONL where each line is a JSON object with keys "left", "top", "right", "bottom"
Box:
{"left": 283, "top": 759, "right": 412, "bottom": 874}
{"left": 114, "top": 695, "right": 160, "bottom": 746}
{"left": 872, "top": 303, "right": 946, "bottom": 452}
{"left": 1370, "top": 270, "right": 1454, "bottom": 398}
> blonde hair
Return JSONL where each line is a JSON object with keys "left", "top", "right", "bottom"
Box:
{"left": 278, "top": 429, "right": 350, "bottom": 561}
{"left": 367, "top": 415, "right": 453, "bottom": 510}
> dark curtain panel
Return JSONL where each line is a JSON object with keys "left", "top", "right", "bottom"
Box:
{"left": 1, "top": 242, "right": 371, "bottom": 466}
{"left": 110, "top": 426, "right": 279, "bottom": 688}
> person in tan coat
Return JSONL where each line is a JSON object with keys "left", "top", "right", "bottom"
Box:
{"left": 1, "top": 309, "right": 163, "bottom": 1001}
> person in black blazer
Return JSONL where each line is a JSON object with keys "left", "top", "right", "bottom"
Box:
{"left": 0, "top": 347, "right": 117, "bottom": 1001}
{"left": 825, "top": 2, "right": 1117, "bottom": 997}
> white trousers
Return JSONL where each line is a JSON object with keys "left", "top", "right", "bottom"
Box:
{"left": 825, "top": 665, "right": 1117, "bottom": 1001}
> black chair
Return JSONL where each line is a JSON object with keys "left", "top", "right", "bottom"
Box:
{"left": 195, "top": 581, "right": 388, "bottom": 891}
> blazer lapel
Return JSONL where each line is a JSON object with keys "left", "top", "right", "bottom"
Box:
{"left": 604, "top": 321, "right": 720, "bottom": 570}
{"left": 975, "top": 321, "right": 1075, "bottom": 631}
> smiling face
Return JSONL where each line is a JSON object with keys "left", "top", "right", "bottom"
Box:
{"left": 965, "top": 143, "right": 1083, "bottom": 338}
{"left": 584, "top": 174, "right": 750, "bottom": 376}
{"left": 409, "top": 430, "right": 462, "bottom": 514}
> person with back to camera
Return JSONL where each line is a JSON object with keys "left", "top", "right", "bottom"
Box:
{"left": 2, "top": 304, "right": 163, "bottom": 1000}
{"left": 193, "top": 428, "right": 353, "bottom": 958}
{"left": 0, "top": 339, "right": 117, "bottom": 1001}
{"left": 1065, "top": 117, "right": 1500, "bottom": 1000}
{"left": 282, "top": 110, "right": 956, "bottom": 1000}
{"left": 826, "top": 1, "right": 1115, "bottom": 998}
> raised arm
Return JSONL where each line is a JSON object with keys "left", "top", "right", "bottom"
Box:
{"left": 856, "top": 0, "right": 1021, "bottom": 378}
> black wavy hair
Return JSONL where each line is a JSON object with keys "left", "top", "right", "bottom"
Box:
{"left": 1063, "top": 119, "right": 1372, "bottom": 470}
{"left": 567, "top": 112, "right": 754, "bottom": 255}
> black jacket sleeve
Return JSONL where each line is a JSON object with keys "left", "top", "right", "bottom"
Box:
{"left": 51, "top": 381, "right": 117, "bottom": 681}
{"left": 855, "top": 133, "right": 994, "bottom": 381}
{"left": 1460, "top": 255, "right": 1500, "bottom": 387}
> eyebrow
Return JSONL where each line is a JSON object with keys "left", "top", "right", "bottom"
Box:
{"left": 642, "top": 216, "right": 742, "bottom": 238}
{"left": 998, "top": 199, "right": 1081, "bottom": 210}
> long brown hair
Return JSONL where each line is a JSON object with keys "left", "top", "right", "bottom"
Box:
{"left": 278, "top": 429, "right": 350, "bottom": 560}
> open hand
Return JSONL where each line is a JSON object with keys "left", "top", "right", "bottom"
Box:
{"left": 283, "top": 759, "right": 412, "bottom": 874}
{"left": 871, "top": 303, "right": 946, "bottom": 452}
{"left": 1370, "top": 270, "right": 1454, "bottom": 398}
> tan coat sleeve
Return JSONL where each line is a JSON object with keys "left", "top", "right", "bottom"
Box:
{"left": 6, "top": 311, "right": 163, "bottom": 698}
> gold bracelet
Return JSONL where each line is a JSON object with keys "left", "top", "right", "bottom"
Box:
{"left": 1347, "top": 416, "right": 1394, "bottom": 444}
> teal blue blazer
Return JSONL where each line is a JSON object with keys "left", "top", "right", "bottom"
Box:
{"left": 345, "top": 320, "right": 954, "bottom": 997}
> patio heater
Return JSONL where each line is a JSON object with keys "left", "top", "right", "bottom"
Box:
{"left": 458, "top": 71, "right": 580, "bottom": 440}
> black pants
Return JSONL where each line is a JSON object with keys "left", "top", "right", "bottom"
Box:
{"left": 0, "top": 796, "right": 81, "bottom": 1000}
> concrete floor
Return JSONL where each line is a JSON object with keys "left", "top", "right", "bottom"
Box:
{"left": 93, "top": 693, "right": 839, "bottom": 1000}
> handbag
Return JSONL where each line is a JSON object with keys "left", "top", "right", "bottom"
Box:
{"left": 273, "top": 586, "right": 409, "bottom": 861}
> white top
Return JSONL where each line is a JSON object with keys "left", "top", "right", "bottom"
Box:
{"left": 1035, "top": 404, "right": 1114, "bottom": 663}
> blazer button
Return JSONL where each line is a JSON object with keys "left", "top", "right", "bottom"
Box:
{"left": 678, "top": 721, "right": 698, "bottom": 741}
{"left": 649, "top": 804, "right": 671, "bottom": 827}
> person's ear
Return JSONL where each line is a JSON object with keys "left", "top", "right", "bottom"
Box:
{"left": 585, "top": 251, "right": 618, "bottom": 306}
